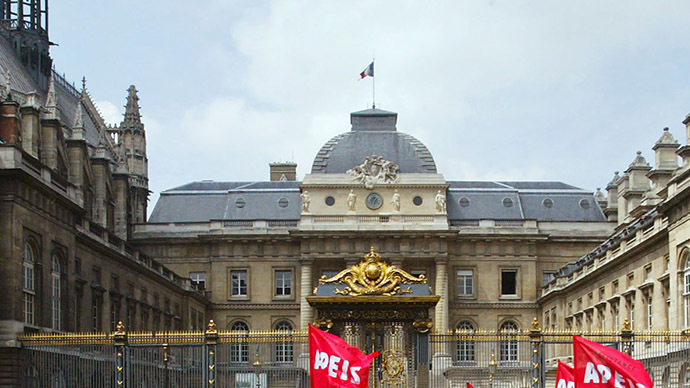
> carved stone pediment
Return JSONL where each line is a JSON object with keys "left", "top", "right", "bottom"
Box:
{"left": 346, "top": 155, "right": 399, "bottom": 189}
{"left": 319, "top": 247, "right": 426, "bottom": 296}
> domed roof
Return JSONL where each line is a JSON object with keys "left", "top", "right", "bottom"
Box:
{"left": 311, "top": 109, "right": 437, "bottom": 174}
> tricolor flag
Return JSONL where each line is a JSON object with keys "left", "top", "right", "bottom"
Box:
{"left": 573, "top": 336, "right": 652, "bottom": 388}
{"left": 360, "top": 62, "right": 374, "bottom": 79}
{"left": 309, "top": 324, "right": 379, "bottom": 388}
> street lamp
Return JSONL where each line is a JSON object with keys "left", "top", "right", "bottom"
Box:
{"left": 253, "top": 350, "right": 263, "bottom": 388}
{"left": 488, "top": 349, "right": 497, "bottom": 388}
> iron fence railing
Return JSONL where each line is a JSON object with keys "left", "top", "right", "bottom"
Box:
{"left": 17, "top": 319, "right": 690, "bottom": 388}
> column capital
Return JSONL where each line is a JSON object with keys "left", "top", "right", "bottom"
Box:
{"left": 299, "top": 256, "right": 315, "bottom": 265}
{"left": 434, "top": 257, "right": 448, "bottom": 265}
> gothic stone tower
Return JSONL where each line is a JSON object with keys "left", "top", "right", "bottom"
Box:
{"left": 114, "top": 86, "right": 149, "bottom": 232}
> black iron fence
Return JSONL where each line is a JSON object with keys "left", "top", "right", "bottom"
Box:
{"left": 18, "top": 319, "right": 690, "bottom": 388}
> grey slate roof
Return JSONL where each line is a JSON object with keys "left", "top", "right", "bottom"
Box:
{"left": 447, "top": 181, "right": 606, "bottom": 221}
{"left": 151, "top": 180, "right": 606, "bottom": 223}
{"left": 149, "top": 181, "right": 301, "bottom": 223}
{"left": 0, "top": 34, "right": 104, "bottom": 149}
{"left": 311, "top": 109, "right": 437, "bottom": 174}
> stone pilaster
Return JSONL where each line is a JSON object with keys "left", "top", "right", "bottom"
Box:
{"left": 434, "top": 258, "right": 449, "bottom": 332}
{"left": 299, "top": 258, "right": 314, "bottom": 330}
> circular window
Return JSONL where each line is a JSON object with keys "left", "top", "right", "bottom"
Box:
{"left": 235, "top": 198, "right": 246, "bottom": 208}
{"left": 278, "top": 198, "right": 289, "bottom": 208}
{"left": 365, "top": 192, "right": 383, "bottom": 210}
{"left": 502, "top": 197, "right": 513, "bottom": 208}
{"left": 543, "top": 198, "right": 553, "bottom": 208}
{"left": 413, "top": 196, "right": 423, "bottom": 206}
{"left": 459, "top": 197, "right": 470, "bottom": 208}
{"left": 325, "top": 196, "right": 335, "bottom": 206}
{"left": 579, "top": 199, "right": 591, "bottom": 209}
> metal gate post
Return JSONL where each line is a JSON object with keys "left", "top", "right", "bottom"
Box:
{"left": 529, "top": 318, "right": 542, "bottom": 388}
{"left": 114, "top": 321, "right": 128, "bottom": 388}
{"left": 205, "top": 320, "right": 219, "bottom": 388}
{"left": 620, "top": 319, "right": 633, "bottom": 356}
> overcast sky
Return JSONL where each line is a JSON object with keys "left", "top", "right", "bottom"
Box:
{"left": 50, "top": 1, "right": 690, "bottom": 211}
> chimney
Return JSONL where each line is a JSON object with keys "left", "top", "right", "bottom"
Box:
{"left": 269, "top": 162, "right": 297, "bottom": 181}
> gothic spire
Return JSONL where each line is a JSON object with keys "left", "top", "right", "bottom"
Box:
{"left": 123, "top": 85, "right": 142, "bottom": 125}
{"left": 44, "top": 72, "right": 58, "bottom": 119}
{"left": 74, "top": 99, "right": 84, "bottom": 129}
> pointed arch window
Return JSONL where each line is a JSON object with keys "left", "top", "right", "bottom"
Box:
{"left": 229, "top": 321, "right": 249, "bottom": 363}
{"left": 51, "top": 254, "right": 62, "bottom": 330}
{"left": 275, "top": 321, "right": 294, "bottom": 363}
{"left": 455, "top": 321, "right": 475, "bottom": 365}
{"left": 499, "top": 321, "right": 519, "bottom": 364}
{"left": 23, "top": 243, "right": 36, "bottom": 325}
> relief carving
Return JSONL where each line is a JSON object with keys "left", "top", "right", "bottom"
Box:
{"left": 346, "top": 155, "right": 399, "bottom": 189}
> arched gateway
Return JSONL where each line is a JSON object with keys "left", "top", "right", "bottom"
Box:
{"left": 308, "top": 248, "right": 440, "bottom": 387}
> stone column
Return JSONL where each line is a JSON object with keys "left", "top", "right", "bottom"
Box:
{"left": 299, "top": 258, "right": 314, "bottom": 330}
{"left": 434, "top": 258, "right": 449, "bottom": 332}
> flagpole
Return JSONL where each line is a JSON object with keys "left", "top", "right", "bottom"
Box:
{"left": 372, "top": 58, "right": 376, "bottom": 109}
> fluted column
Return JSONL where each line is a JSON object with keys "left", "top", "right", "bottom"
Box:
{"left": 299, "top": 258, "right": 314, "bottom": 330}
{"left": 434, "top": 258, "right": 449, "bottom": 332}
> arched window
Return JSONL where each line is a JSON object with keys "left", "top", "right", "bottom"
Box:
{"left": 23, "top": 243, "right": 36, "bottom": 325}
{"left": 455, "top": 321, "right": 475, "bottom": 365}
{"left": 499, "top": 321, "right": 519, "bottom": 364}
{"left": 229, "top": 321, "right": 249, "bottom": 363}
{"left": 25, "top": 365, "right": 38, "bottom": 388}
{"left": 51, "top": 254, "right": 62, "bottom": 331}
{"left": 50, "top": 368, "right": 66, "bottom": 388}
{"left": 275, "top": 320, "right": 294, "bottom": 363}
{"left": 683, "top": 250, "right": 690, "bottom": 328}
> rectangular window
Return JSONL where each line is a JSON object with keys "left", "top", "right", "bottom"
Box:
{"left": 646, "top": 293, "right": 653, "bottom": 329}
{"left": 231, "top": 270, "right": 248, "bottom": 297}
{"left": 501, "top": 270, "right": 517, "bottom": 296}
{"left": 626, "top": 295, "right": 634, "bottom": 329}
{"left": 190, "top": 272, "right": 206, "bottom": 290}
{"left": 542, "top": 271, "right": 556, "bottom": 286}
{"left": 457, "top": 270, "right": 474, "bottom": 297}
{"left": 111, "top": 300, "right": 119, "bottom": 332}
{"left": 92, "top": 295, "right": 103, "bottom": 331}
{"left": 275, "top": 270, "right": 292, "bottom": 296}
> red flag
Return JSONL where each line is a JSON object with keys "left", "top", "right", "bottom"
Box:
{"left": 467, "top": 383, "right": 476, "bottom": 388}
{"left": 573, "top": 336, "right": 652, "bottom": 388}
{"left": 309, "top": 324, "right": 379, "bottom": 388}
{"left": 556, "top": 360, "right": 575, "bottom": 388}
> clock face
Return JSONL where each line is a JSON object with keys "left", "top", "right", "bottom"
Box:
{"left": 366, "top": 192, "right": 383, "bottom": 210}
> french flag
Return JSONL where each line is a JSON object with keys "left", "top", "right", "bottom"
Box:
{"left": 360, "top": 62, "right": 374, "bottom": 79}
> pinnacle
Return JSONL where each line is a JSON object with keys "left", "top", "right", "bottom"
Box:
{"left": 123, "top": 85, "right": 142, "bottom": 125}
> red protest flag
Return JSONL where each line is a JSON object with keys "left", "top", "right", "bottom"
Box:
{"left": 573, "top": 336, "right": 652, "bottom": 388}
{"left": 467, "top": 383, "right": 476, "bottom": 388}
{"left": 556, "top": 360, "right": 575, "bottom": 388}
{"left": 309, "top": 324, "right": 379, "bottom": 388}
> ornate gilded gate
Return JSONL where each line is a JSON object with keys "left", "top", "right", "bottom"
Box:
{"left": 307, "top": 248, "right": 439, "bottom": 388}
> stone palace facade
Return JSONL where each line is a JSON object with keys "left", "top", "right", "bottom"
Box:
{"left": 2, "top": 0, "right": 690, "bottom": 386}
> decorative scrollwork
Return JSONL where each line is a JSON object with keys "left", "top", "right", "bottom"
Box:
{"left": 381, "top": 349, "right": 406, "bottom": 386}
{"left": 320, "top": 247, "right": 426, "bottom": 296}
{"left": 313, "top": 318, "right": 333, "bottom": 331}
{"left": 413, "top": 317, "right": 433, "bottom": 333}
